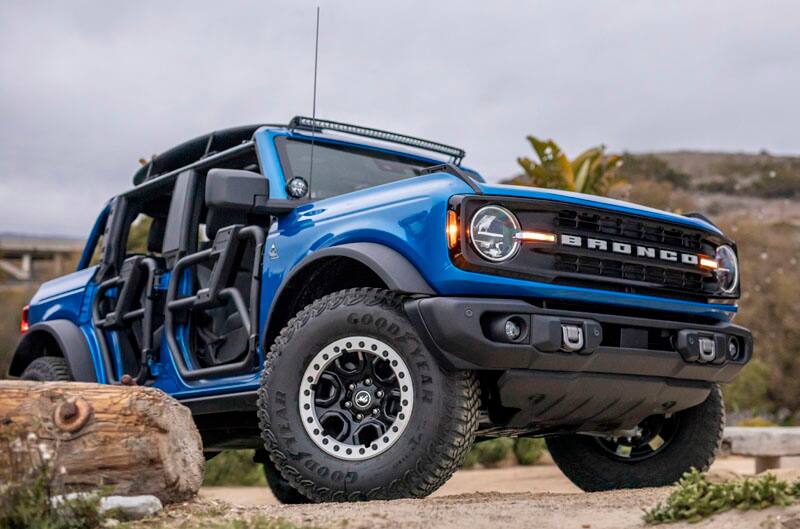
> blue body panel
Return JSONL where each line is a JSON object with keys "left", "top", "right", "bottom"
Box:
{"left": 28, "top": 266, "right": 108, "bottom": 382}
{"left": 477, "top": 182, "right": 722, "bottom": 235}
{"left": 23, "top": 125, "right": 738, "bottom": 400}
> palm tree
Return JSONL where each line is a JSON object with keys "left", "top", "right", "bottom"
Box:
{"left": 515, "top": 136, "right": 622, "bottom": 196}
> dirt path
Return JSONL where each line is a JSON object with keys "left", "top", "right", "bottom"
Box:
{"left": 199, "top": 455, "right": 755, "bottom": 507}
{"left": 160, "top": 456, "right": 800, "bottom": 529}
{"left": 235, "top": 490, "right": 799, "bottom": 529}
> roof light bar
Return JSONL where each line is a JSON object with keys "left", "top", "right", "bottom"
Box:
{"left": 289, "top": 116, "right": 466, "bottom": 162}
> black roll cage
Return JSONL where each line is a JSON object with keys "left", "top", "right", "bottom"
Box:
{"left": 94, "top": 142, "right": 277, "bottom": 383}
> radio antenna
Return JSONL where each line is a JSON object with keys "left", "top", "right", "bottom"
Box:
{"left": 307, "top": 6, "right": 320, "bottom": 197}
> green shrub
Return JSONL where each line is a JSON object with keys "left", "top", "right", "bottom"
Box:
{"left": 461, "top": 445, "right": 480, "bottom": 469}
{"left": 203, "top": 450, "right": 266, "bottom": 487}
{"left": 0, "top": 430, "right": 107, "bottom": 529}
{"left": 722, "top": 360, "right": 772, "bottom": 415}
{"left": 747, "top": 170, "right": 800, "bottom": 198}
{"left": 462, "top": 438, "right": 514, "bottom": 469}
{"left": 736, "top": 416, "right": 777, "bottom": 427}
{"left": 513, "top": 438, "right": 546, "bottom": 465}
{"left": 643, "top": 469, "right": 795, "bottom": 524}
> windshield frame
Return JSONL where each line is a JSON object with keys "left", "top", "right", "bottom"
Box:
{"left": 273, "top": 133, "right": 481, "bottom": 201}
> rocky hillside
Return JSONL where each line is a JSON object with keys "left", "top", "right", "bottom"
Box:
{"left": 626, "top": 151, "right": 800, "bottom": 223}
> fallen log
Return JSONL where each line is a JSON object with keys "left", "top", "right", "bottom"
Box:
{"left": 0, "top": 380, "right": 204, "bottom": 503}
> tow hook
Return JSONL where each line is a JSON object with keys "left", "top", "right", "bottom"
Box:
{"left": 561, "top": 324, "right": 584, "bottom": 352}
{"left": 528, "top": 316, "right": 602, "bottom": 354}
{"left": 676, "top": 330, "right": 740, "bottom": 364}
{"left": 698, "top": 337, "right": 716, "bottom": 363}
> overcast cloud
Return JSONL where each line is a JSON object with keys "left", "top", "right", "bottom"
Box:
{"left": 1, "top": 0, "right": 799, "bottom": 236}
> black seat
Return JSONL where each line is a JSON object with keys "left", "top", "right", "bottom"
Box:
{"left": 192, "top": 204, "right": 263, "bottom": 367}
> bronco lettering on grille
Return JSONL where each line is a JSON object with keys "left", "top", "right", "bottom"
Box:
{"left": 560, "top": 234, "right": 701, "bottom": 267}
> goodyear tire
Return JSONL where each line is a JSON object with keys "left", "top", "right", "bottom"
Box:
{"left": 260, "top": 452, "right": 311, "bottom": 504}
{"left": 546, "top": 384, "right": 725, "bottom": 491}
{"left": 257, "top": 288, "right": 479, "bottom": 502}
{"left": 21, "top": 357, "right": 73, "bottom": 381}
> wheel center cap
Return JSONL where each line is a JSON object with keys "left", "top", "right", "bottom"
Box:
{"left": 353, "top": 390, "right": 372, "bottom": 410}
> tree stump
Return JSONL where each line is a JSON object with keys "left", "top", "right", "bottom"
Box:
{"left": 0, "top": 380, "right": 204, "bottom": 503}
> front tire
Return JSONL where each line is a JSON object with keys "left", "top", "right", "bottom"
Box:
{"left": 546, "top": 384, "right": 725, "bottom": 491}
{"left": 257, "top": 288, "right": 479, "bottom": 502}
{"left": 260, "top": 452, "right": 311, "bottom": 504}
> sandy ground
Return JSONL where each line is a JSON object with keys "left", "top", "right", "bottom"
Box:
{"left": 198, "top": 455, "right": 760, "bottom": 507}
{"left": 165, "top": 456, "right": 800, "bottom": 529}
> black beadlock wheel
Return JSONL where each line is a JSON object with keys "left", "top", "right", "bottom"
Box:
{"left": 20, "top": 357, "right": 73, "bottom": 381}
{"left": 546, "top": 384, "right": 725, "bottom": 492}
{"left": 257, "top": 288, "right": 479, "bottom": 502}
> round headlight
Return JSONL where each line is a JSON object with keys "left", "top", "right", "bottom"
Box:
{"left": 469, "top": 205, "right": 521, "bottom": 262}
{"left": 715, "top": 245, "right": 739, "bottom": 294}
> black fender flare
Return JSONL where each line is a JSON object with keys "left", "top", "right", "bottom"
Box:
{"left": 8, "top": 320, "right": 97, "bottom": 382}
{"left": 262, "top": 242, "right": 436, "bottom": 347}
{"left": 292, "top": 243, "right": 436, "bottom": 296}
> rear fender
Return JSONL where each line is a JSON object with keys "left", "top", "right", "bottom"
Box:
{"left": 8, "top": 320, "right": 97, "bottom": 381}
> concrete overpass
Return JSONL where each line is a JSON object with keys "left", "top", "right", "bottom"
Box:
{"left": 0, "top": 233, "right": 85, "bottom": 282}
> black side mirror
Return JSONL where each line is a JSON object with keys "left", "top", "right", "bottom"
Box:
{"left": 205, "top": 168, "right": 307, "bottom": 216}
{"left": 205, "top": 169, "right": 269, "bottom": 212}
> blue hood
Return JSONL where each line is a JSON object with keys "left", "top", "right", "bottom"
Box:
{"left": 476, "top": 181, "right": 722, "bottom": 235}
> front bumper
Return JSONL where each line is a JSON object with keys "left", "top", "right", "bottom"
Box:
{"left": 405, "top": 297, "right": 752, "bottom": 432}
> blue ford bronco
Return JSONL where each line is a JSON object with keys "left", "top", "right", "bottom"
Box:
{"left": 9, "top": 117, "right": 752, "bottom": 502}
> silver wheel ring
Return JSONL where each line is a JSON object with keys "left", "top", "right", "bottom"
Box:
{"left": 299, "top": 336, "right": 414, "bottom": 461}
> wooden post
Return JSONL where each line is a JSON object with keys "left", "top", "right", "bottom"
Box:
{"left": 0, "top": 381, "right": 204, "bottom": 503}
{"left": 755, "top": 456, "right": 781, "bottom": 474}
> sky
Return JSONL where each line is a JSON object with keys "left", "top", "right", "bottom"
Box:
{"left": 1, "top": 1, "right": 799, "bottom": 236}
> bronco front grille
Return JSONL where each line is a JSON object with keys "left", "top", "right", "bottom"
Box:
{"left": 555, "top": 210, "right": 704, "bottom": 252}
{"left": 452, "top": 196, "right": 736, "bottom": 301}
{"left": 554, "top": 254, "right": 705, "bottom": 292}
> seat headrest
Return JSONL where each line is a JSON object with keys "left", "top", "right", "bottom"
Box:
{"left": 147, "top": 217, "right": 167, "bottom": 254}
{"left": 205, "top": 208, "right": 248, "bottom": 240}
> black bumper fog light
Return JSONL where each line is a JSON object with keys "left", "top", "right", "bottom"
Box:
{"left": 727, "top": 336, "right": 743, "bottom": 361}
{"left": 488, "top": 315, "right": 530, "bottom": 344}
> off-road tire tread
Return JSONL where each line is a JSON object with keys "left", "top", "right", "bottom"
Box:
{"left": 257, "top": 287, "right": 479, "bottom": 502}
{"left": 21, "top": 356, "right": 73, "bottom": 381}
{"left": 546, "top": 384, "right": 725, "bottom": 491}
{"left": 262, "top": 455, "right": 312, "bottom": 504}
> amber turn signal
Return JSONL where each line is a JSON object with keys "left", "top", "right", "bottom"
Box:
{"left": 447, "top": 210, "right": 459, "bottom": 249}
